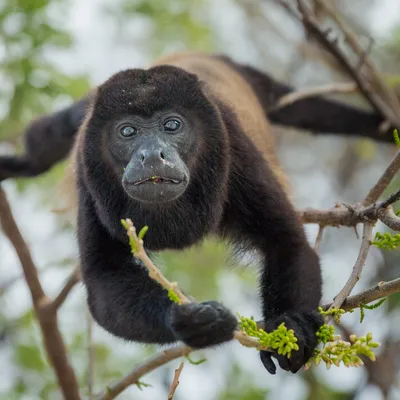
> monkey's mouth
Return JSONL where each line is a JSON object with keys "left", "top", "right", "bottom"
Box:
{"left": 132, "top": 176, "right": 182, "bottom": 185}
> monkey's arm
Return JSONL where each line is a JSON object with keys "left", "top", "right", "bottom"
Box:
{"left": 78, "top": 188, "right": 237, "bottom": 346}
{"left": 0, "top": 96, "right": 89, "bottom": 181}
{"left": 221, "top": 56, "right": 396, "bottom": 142}
{"left": 222, "top": 142, "right": 323, "bottom": 374}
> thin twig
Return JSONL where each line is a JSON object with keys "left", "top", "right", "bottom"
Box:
{"left": 272, "top": 82, "right": 357, "bottom": 111}
{"left": 314, "top": 224, "right": 325, "bottom": 251}
{"left": 168, "top": 361, "right": 185, "bottom": 400}
{"left": 51, "top": 267, "right": 81, "bottom": 311}
{"left": 380, "top": 188, "right": 400, "bottom": 209}
{"left": 363, "top": 151, "right": 400, "bottom": 206}
{"left": 96, "top": 344, "right": 192, "bottom": 400}
{"left": 331, "top": 223, "right": 374, "bottom": 309}
{"left": 87, "top": 308, "right": 94, "bottom": 399}
{"left": 128, "top": 222, "right": 189, "bottom": 305}
{"left": 0, "top": 187, "right": 81, "bottom": 400}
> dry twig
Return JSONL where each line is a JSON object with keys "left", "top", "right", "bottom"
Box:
{"left": 331, "top": 223, "right": 374, "bottom": 309}
{"left": 314, "top": 224, "right": 325, "bottom": 251}
{"left": 168, "top": 361, "right": 185, "bottom": 400}
{"left": 87, "top": 309, "right": 95, "bottom": 399}
{"left": 363, "top": 152, "right": 400, "bottom": 206}
{"left": 273, "top": 82, "right": 357, "bottom": 111}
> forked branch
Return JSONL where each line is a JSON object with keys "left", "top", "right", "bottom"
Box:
{"left": 0, "top": 187, "right": 81, "bottom": 400}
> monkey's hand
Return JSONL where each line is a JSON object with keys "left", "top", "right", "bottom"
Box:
{"left": 170, "top": 301, "right": 237, "bottom": 348}
{"left": 260, "top": 311, "right": 323, "bottom": 374}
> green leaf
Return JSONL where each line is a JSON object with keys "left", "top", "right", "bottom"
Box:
{"left": 138, "top": 225, "right": 149, "bottom": 239}
{"left": 394, "top": 129, "right": 400, "bottom": 147}
{"left": 15, "top": 344, "right": 46, "bottom": 372}
{"left": 186, "top": 354, "right": 207, "bottom": 365}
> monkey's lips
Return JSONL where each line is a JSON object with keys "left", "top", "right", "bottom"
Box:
{"left": 122, "top": 174, "right": 188, "bottom": 203}
{"left": 132, "top": 176, "right": 182, "bottom": 185}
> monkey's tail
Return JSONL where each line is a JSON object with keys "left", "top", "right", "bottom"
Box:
{"left": 0, "top": 96, "right": 89, "bottom": 182}
{"left": 0, "top": 156, "right": 32, "bottom": 181}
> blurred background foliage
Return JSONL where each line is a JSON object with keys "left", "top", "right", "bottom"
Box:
{"left": 0, "top": 0, "right": 400, "bottom": 399}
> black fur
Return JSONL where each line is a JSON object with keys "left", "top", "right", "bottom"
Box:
{"left": 0, "top": 54, "right": 393, "bottom": 374}
{"left": 73, "top": 63, "right": 324, "bottom": 374}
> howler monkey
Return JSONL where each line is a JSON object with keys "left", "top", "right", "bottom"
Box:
{"left": 0, "top": 53, "right": 394, "bottom": 374}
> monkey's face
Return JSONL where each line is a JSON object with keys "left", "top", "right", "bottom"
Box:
{"left": 85, "top": 65, "right": 226, "bottom": 205}
{"left": 110, "top": 111, "right": 192, "bottom": 203}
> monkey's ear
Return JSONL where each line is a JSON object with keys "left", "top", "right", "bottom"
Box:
{"left": 197, "top": 79, "right": 207, "bottom": 91}
{"left": 186, "top": 71, "right": 200, "bottom": 83}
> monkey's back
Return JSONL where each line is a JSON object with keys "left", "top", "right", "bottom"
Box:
{"left": 152, "top": 52, "right": 290, "bottom": 193}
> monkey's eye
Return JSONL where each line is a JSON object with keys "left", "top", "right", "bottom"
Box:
{"left": 163, "top": 118, "right": 182, "bottom": 132}
{"left": 119, "top": 125, "right": 138, "bottom": 138}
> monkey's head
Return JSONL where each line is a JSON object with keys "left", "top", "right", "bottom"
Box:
{"left": 83, "top": 65, "right": 228, "bottom": 205}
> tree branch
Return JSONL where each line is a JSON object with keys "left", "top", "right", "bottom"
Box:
{"left": 297, "top": 195, "right": 400, "bottom": 231}
{"left": 0, "top": 187, "right": 81, "bottom": 400}
{"left": 363, "top": 152, "right": 400, "bottom": 206}
{"left": 331, "top": 223, "right": 374, "bottom": 309}
{"left": 322, "top": 278, "right": 400, "bottom": 311}
{"left": 168, "top": 361, "right": 185, "bottom": 400}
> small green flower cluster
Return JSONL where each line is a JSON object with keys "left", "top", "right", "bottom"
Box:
{"left": 238, "top": 316, "right": 299, "bottom": 358}
{"left": 306, "top": 331, "right": 380, "bottom": 369}
{"left": 318, "top": 307, "right": 347, "bottom": 323}
{"left": 168, "top": 288, "right": 181, "bottom": 304}
{"left": 316, "top": 324, "right": 335, "bottom": 344}
{"left": 371, "top": 232, "right": 400, "bottom": 250}
{"left": 239, "top": 309, "right": 381, "bottom": 370}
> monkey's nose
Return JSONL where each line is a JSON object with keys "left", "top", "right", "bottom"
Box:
{"left": 139, "top": 149, "right": 165, "bottom": 164}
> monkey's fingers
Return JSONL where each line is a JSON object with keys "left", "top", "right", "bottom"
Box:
{"left": 260, "top": 351, "right": 277, "bottom": 375}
